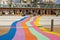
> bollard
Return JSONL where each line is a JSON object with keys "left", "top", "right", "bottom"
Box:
{"left": 51, "top": 19, "right": 54, "bottom": 32}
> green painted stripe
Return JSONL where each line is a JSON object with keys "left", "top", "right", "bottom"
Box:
{"left": 26, "top": 17, "right": 49, "bottom": 40}
{"left": 26, "top": 17, "right": 34, "bottom": 27}
{"left": 29, "top": 28, "right": 49, "bottom": 40}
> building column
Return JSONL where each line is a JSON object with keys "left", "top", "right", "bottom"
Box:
{"left": 0, "top": 10, "right": 2, "bottom": 16}
{"left": 22, "top": 9, "right": 24, "bottom": 15}
{"left": 15, "top": 9, "right": 17, "bottom": 15}
{"left": 31, "top": 9, "right": 33, "bottom": 15}
{"left": 35, "top": 9, "right": 37, "bottom": 15}
{"left": 12, "top": 10, "right": 14, "bottom": 15}
{"left": 17, "top": 10, "right": 20, "bottom": 15}
{"left": 43, "top": 10, "right": 45, "bottom": 15}
{"left": 49, "top": 10, "right": 51, "bottom": 15}
{"left": 37, "top": 9, "right": 39, "bottom": 15}
{"left": 51, "top": 10, "right": 55, "bottom": 15}
{"left": 58, "top": 10, "right": 60, "bottom": 15}
{"left": 40, "top": 10, "right": 43, "bottom": 15}
{"left": 5, "top": 10, "right": 9, "bottom": 15}
{"left": 55, "top": 10, "right": 59, "bottom": 16}
{"left": 46, "top": 10, "right": 49, "bottom": 15}
{"left": 13, "top": 10, "right": 15, "bottom": 15}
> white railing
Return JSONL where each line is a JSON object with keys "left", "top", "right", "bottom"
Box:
{"left": 0, "top": 16, "right": 23, "bottom": 26}
{"left": 0, "top": 16, "right": 60, "bottom": 27}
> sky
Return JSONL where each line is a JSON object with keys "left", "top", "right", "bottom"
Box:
{"left": 12, "top": 0, "right": 60, "bottom": 4}
{"left": 1, "top": 0, "right": 60, "bottom": 4}
{"left": 56, "top": 0, "right": 60, "bottom": 4}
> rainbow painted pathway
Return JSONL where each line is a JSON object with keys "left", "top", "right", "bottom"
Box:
{"left": 0, "top": 16, "right": 60, "bottom": 40}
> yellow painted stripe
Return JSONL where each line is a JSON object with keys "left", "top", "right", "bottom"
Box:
{"left": 40, "top": 27, "right": 60, "bottom": 36}
{"left": 34, "top": 16, "right": 60, "bottom": 36}
{"left": 34, "top": 16, "right": 42, "bottom": 26}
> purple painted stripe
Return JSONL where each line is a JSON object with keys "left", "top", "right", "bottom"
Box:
{"left": 13, "top": 21, "right": 25, "bottom": 40}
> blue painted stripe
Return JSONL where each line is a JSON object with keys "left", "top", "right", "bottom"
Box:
{"left": 0, "top": 16, "right": 27, "bottom": 40}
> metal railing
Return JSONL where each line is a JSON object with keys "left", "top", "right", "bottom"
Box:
{"left": 0, "top": 4, "right": 60, "bottom": 8}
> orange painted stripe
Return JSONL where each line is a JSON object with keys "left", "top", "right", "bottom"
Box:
{"left": 21, "top": 17, "right": 37, "bottom": 40}
{"left": 23, "top": 28, "right": 37, "bottom": 40}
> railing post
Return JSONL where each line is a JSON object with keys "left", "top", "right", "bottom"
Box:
{"left": 51, "top": 19, "right": 54, "bottom": 32}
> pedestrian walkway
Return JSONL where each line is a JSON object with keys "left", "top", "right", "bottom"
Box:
{"left": 0, "top": 16, "right": 60, "bottom": 40}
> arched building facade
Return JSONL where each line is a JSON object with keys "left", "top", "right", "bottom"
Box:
{"left": 0, "top": 0, "right": 60, "bottom": 16}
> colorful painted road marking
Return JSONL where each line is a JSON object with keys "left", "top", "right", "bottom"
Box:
{"left": 26, "top": 17, "right": 49, "bottom": 40}
{"left": 31, "top": 16, "right": 60, "bottom": 40}
{"left": 0, "top": 16, "right": 60, "bottom": 40}
{"left": 0, "top": 16, "right": 27, "bottom": 40}
{"left": 21, "top": 17, "right": 37, "bottom": 40}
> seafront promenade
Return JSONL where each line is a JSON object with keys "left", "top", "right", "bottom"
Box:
{"left": 0, "top": 16, "right": 60, "bottom": 40}
{"left": 0, "top": 16, "right": 60, "bottom": 27}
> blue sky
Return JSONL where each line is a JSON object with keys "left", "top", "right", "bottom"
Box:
{"left": 56, "top": 0, "right": 60, "bottom": 4}
{"left": 12, "top": 0, "right": 60, "bottom": 4}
